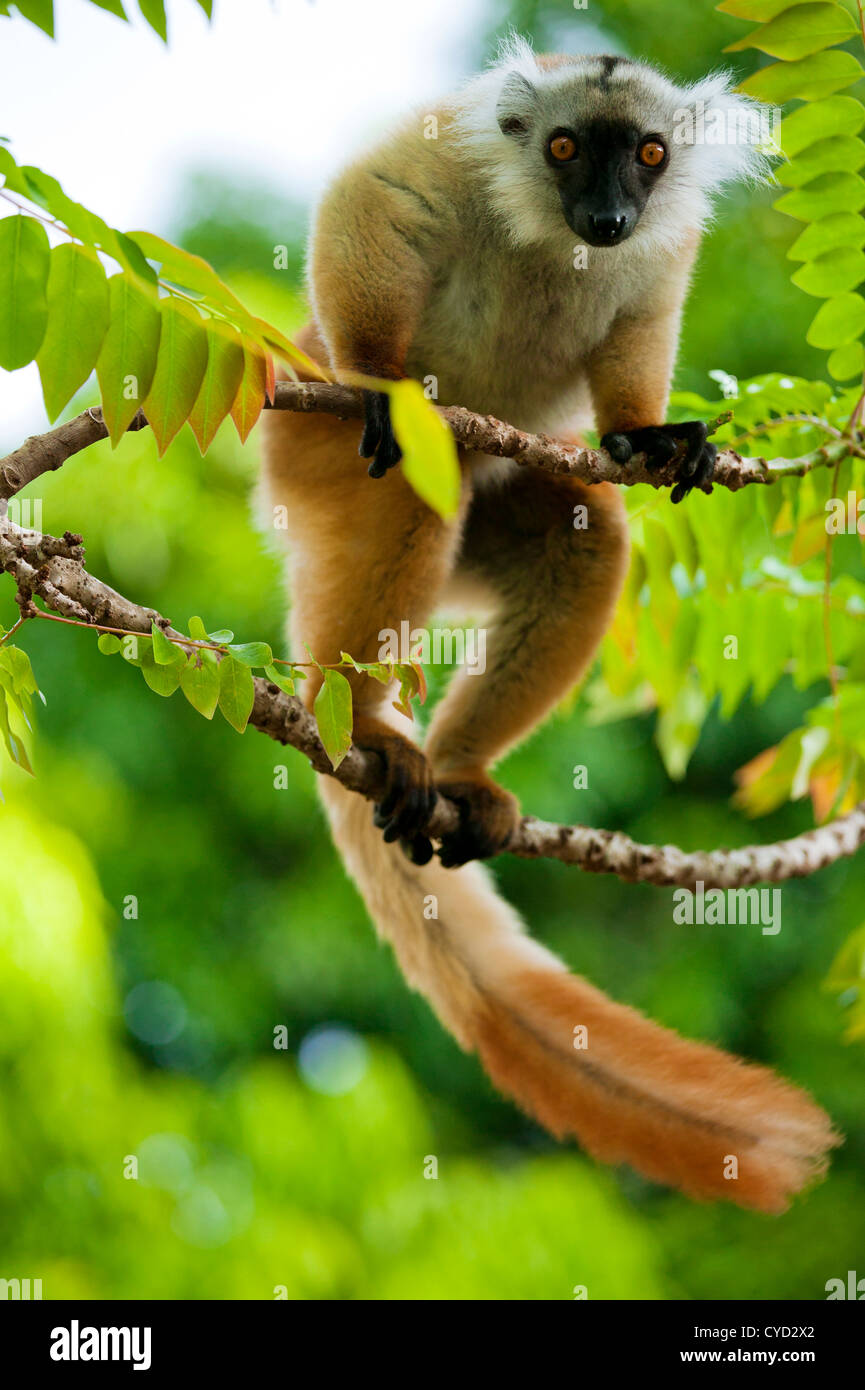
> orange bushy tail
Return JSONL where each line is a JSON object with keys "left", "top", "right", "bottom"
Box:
{"left": 321, "top": 773, "right": 838, "bottom": 1212}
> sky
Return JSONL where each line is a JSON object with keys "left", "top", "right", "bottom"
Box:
{"left": 0, "top": 0, "right": 500, "bottom": 442}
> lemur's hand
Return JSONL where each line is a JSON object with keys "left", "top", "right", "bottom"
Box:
{"left": 359, "top": 390, "right": 403, "bottom": 478}
{"left": 601, "top": 420, "right": 716, "bottom": 504}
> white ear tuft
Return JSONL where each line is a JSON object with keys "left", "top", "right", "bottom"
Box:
{"left": 673, "top": 70, "right": 778, "bottom": 189}
{"left": 492, "top": 31, "right": 540, "bottom": 85}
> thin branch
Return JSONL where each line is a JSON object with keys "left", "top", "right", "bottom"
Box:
{"left": 2, "top": 510, "right": 864, "bottom": 888}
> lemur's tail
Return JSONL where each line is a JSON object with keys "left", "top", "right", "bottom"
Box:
{"left": 320, "top": 762, "right": 838, "bottom": 1212}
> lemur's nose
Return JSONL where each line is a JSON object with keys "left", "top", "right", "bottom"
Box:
{"left": 588, "top": 212, "right": 627, "bottom": 243}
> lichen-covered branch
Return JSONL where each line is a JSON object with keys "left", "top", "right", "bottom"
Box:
{"left": 267, "top": 383, "right": 857, "bottom": 492}
{"left": 2, "top": 511, "right": 863, "bottom": 889}
{"left": 0, "top": 388, "right": 856, "bottom": 508}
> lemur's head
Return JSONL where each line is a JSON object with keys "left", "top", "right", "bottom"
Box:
{"left": 455, "top": 38, "right": 771, "bottom": 254}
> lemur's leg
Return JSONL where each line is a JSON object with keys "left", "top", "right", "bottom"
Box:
{"left": 260, "top": 361, "right": 467, "bottom": 858}
{"left": 425, "top": 465, "right": 629, "bottom": 866}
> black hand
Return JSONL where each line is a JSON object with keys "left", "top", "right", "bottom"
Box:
{"left": 359, "top": 390, "right": 403, "bottom": 478}
{"left": 601, "top": 420, "right": 717, "bottom": 503}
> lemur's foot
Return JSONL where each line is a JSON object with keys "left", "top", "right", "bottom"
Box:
{"left": 601, "top": 420, "right": 716, "bottom": 503}
{"left": 435, "top": 771, "right": 520, "bottom": 868}
{"left": 359, "top": 390, "right": 402, "bottom": 478}
{"left": 363, "top": 730, "right": 437, "bottom": 861}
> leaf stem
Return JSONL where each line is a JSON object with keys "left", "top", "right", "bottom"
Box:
{"left": 0, "top": 614, "right": 27, "bottom": 647}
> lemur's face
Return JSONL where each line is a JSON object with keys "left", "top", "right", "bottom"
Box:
{"left": 474, "top": 48, "right": 766, "bottom": 257}
{"left": 542, "top": 118, "right": 667, "bottom": 246}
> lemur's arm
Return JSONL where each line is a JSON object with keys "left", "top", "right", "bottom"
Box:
{"left": 309, "top": 150, "right": 443, "bottom": 477}
{"left": 587, "top": 240, "right": 717, "bottom": 501}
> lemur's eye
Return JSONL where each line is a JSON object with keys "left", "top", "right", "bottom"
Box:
{"left": 549, "top": 133, "right": 577, "bottom": 162}
{"left": 638, "top": 138, "right": 667, "bottom": 168}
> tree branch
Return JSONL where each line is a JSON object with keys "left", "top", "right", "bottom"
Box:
{"left": 0, "top": 408, "right": 147, "bottom": 503}
{"left": 269, "top": 383, "right": 858, "bottom": 492}
{"left": 0, "top": 387, "right": 856, "bottom": 508}
{"left": 2, "top": 510, "right": 863, "bottom": 889}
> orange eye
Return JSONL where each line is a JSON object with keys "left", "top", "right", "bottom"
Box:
{"left": 638, "top": 139, "right": 666, "bottom": 168}
{"left": 549, "top": 133, "right": 577, "bottom": 162}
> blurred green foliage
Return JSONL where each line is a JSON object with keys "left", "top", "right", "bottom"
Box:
{"left": 1, "top": 0, "right": 864, "bottom": 1301}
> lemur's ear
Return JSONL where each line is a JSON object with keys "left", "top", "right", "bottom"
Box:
{"left": 496, "top": 71, "right": 537, "bottom": 141}
{"left": 673, "top": 71, "right": 777, "bottom": 187}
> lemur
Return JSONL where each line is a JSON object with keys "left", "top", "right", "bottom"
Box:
{"left": 260, "top": 39, "right": 837, "bottom": 1211}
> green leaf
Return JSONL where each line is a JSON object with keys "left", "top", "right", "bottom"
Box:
{"left": 718, "top": 0, "right": 822, "bottom": 19}
{"left": 788, "top": 211, "right": 865, "bottom": 260}
{"left": 1, "top": 163, "right": 151, "bottom": 284}
{"left": 0, "top": 644, "right": 38, "bottom": 716}
{"left": 0, "top": 214, "right": 49, "bottom": 369}
{"left": 740, "top": 50, "right": 864, "bottom": 103}
{"left": 97, "top": 633, "right": 122, "bottom": 655}
{"left": 656, "top": 672, "right": 708, "bottom": 781}
{"left": 137, "top": 0, "right": 166, "bottom": 40}
{"left": 180, "top": 654, "right": 219, "bottom": 719}
{"left": 208, "top": 629, "right": 234, "bottom": 644}
{"left": 125, "top": 230, "right": 249, "bottom": 320}
{"left": 791, "top": 246, "right": 865, "bottom": 297}
{"left": 139, "top": 644, "right": 181, "bottom": 696}
{"left": 823, "top": 917, "right": 865, "bottom": 1039}
{"left": 107, "top": 229, "right": 158, "bottom": 285}
{"left": 780, "top": 95, "right": 865, "bottom": 158}
{"left": 340, "top": 652, "right": 393, "bottom": 684}
{"left": 774, "top": 172, "right": 865, "bottom": 221}
{"left": 33, "top": 182, "right": 110, "bottom": 246}
{"left": 218, "top": 654, "right": 255, "bottom": 732}
{"left": 0, "top": 682, "right": 33, "bottom": 775}
{"left": 119, "top": 633, "right": 148, "bottom": 666}
{"left": 392, "top": 662, "right": 425, "bottom": 719}
{"left": 150, "top": 621, "right": 185, "bottom": 666}
{"left": 36, "top": 242, "right": 110, "bottom": 420}
{"left": 825, "top": 922, "right": 865, "bottom": 993}
{"left": 388, "top": 379, "right": 460, "bottom": 520}
{"left": 779, "top": 136, "right": 865, "bottom": 188}
{"left": 0, "top": 686, "right": 15, "bottom": 764}
{"left": 313, "top": 668, "right": 353, "bottom": 769}
{"left": 95, "top": 272, "right": 161, "bottom": 443}
{"left": 188, "top": 318, "right": 245, "bottom": 453}
{"left": 226, "top": 641, "right": 273, "bottom": 667}
{"left": 828, "top": 340, "right": 865, "bottom": 379}
{"left": 807, "top": 293, "right": 865, "bottom": 348}
{"left": 12, "top": 0, "right": 54, "bottom": 37}
{"left": 142, "top": 297, "right": 209, "bottom": 454}
{"left": 264, "top": 663, "right": 296, "bottom": 696}
{"left": 230, "top": 337, "right": 267, "bottom": 442}
{"left": 187, "top": 615, "right": 209, "bottom": 641}
{"left": 89, "top": 1, "right": 128, "bottom": 17}
{"left": 725, "top": 3, "right": 857, "bottom": 61}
